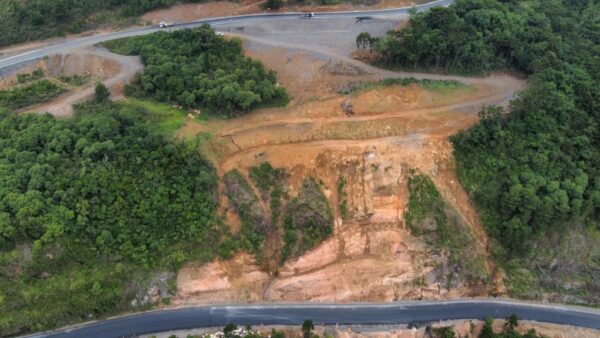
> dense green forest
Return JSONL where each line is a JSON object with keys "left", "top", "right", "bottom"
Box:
{"left": 368, "top": 0, "right": 600, "bottom": 300}
{"left": 0, "top": 0, "right": 205, "bottom": 48}
{"left": 0, "top": 101, "right": 223, "bottom": 335}
{"left": 371, "top": 0, "right": 600, "bottom": 249}
{"left": 104, "top": 26, "right": 288, "bottom": 117}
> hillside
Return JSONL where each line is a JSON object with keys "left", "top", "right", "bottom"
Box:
{"left": 369, "top": 0, "right": 600, "bottom": 304}
{"left": 0, "top": 0, "right": 203, "bottom": 48}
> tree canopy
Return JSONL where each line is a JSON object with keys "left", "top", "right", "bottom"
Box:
{"left": 371, "top": 0, "right": 600, "bottom": 253}
{"left": 104, "top": 25, "right": 288, "bottom": 117}
{"left": 0, "top": 102, "right": 222, "bottom": 334}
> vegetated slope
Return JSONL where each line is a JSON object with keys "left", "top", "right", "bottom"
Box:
{"left": 0, "top": 79, "right": 65, "bottom": 110}
{"left": 0, "top": 0, "right": 205, "bottom": 48}
{"left": 405, "top": 172, "right": 488, "bottom": 285}
{"left": 222, "top": 163, "right": 333, "bottom": 270}
{"left": 0, "top": 102, "right": 222, "bottom": 336}
{"left": 369, "top": 0, "right": 600, "bottom": 302}
{"left": 104, "top": 25, "right": 288, "bottom": 118}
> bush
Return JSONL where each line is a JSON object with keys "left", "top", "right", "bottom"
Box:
{"left": 95, "top": 82, "right": 110, "bottom": 102}
{"left": 265, "top": 0, "right": 284, "bottom": 9}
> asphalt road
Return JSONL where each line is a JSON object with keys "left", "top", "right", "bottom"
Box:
{"left": 32, "top": 300, "right": 600, "bottom": 338}
{"left": 0, "top": 0, "right": 452, "bottom": 71}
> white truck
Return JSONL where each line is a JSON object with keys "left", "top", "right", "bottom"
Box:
{"left": 159, "top": 21, "right": 173, "bottom": 28}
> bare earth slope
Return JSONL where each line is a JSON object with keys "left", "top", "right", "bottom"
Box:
{"left": 173, "top": 25, "right": 525, "bottom": 305}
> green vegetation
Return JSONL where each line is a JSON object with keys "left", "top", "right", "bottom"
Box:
{"left": 0, "top": 79, "right": 65, "bottom": 110}
{"left": 0, "top": 101, "right": 222, "bottom": 335}
{"left": 264, "top": 0, "right": 284, "bottom": 10}
{"left": 120, "top": 98, "right": 188, "bottom": 136}
{"left": 249, "top": 162, "right": 287, "bottom": 224}
{"left": 58, "top": 74, "right": 91, "bottom": 87}
{"left": 104, "top": 25, "right": 288, "bottom": 117}
{"left": 225, "top": 163, "right": 333, "bottom": 265}
{"left": 95, "top": 82, "right": 110, "bottom": 102}
{"left": 370, "top": 0, "right": 600, "bottom": 302}
{"left": 223, "top": 169, "right": 269, "bottom": 256}
{"left": 337, "top": 176, "right": 349, "bottom": 219}
{"left": 338, "top": 77, "right": 469, "bottom": 95}
{"left": 0, "top": 0, "right": 204, "bottom": 48}
{"left": 405, "top": 173, "right": 488, "bottom": 282}
{"left": 479, "top": 315, "right": 541, "bottom": 338}
{"left": 302, "top": 319, "right": 315, "bottom": 338}
{"left": 16, "top": 69, "right": 44, "bottom": 84}
{"left": 282, "top": 177, "right": 333, "bottom": 262}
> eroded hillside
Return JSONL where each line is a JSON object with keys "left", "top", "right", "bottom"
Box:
{"left": 173, "top": 35, "right": 524, "bottom": 305}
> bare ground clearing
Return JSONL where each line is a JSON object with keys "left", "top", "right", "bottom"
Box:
{"left": 2, "top": 47, "right": 143, "bottom": 116}
{"left": 173, "top": 32, "right": 525, "bottom": 305}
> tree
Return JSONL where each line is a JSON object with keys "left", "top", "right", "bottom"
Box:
{"left": 95, "top": 82, "right": 110, "bottom": 102}
{"left": 302, "top": 319, "right": 314, "bottom": 338}
{"left": 505, "top": 314, "right": 519, "bottom": 333}
{"left": 356, "top": 32, "right": 373, "bottom": 50}
{"left": 223, "top": 323, "right": 238, "bottom": 337}
{"left": 479, "top": 317, "right": 495, "bottom": 338}
{"left": 104, "top": 26, "right": 288, "bottom": 117}
{"left": 441, "top": 327, "right": 456, "bottom": 338}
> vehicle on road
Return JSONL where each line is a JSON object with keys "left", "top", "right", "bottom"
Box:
{"left": 301, "top": 12, "right": 315, "bottom": 18}
{"left": 159, "top": 21, "right": 173, "bottom": 28}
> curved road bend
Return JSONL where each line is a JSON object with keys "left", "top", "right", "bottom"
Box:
{"left": 30, "top": 300, "right": 600, "bottom": 338}
{"left": 0, "top": 0, "right": 452, "bottom": 71}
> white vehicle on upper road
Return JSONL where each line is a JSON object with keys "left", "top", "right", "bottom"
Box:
{"left": 159, "top": 21, "right": 173, "bottom": 28}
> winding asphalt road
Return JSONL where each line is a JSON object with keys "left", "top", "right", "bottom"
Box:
{"left": 9, "top": 1, "right": 598, "bottom": 337}
{"left": 0, "top": 0, "right": 451, "bottom": 71}
{"left": 31, "top": 300, "right": 600, "bottom": 337}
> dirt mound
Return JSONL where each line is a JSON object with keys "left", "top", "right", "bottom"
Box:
{"left": 321, "top": 61, "right": 367, "bottom": 76}
{"left": 45, "top": 51, "right": 120, "bottom": 78}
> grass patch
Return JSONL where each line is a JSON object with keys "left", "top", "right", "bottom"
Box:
{"left": 339, "top": 77, "right": 471, "bottom": 96}
{"left": 120, "top": 98, "right": 188, "bottom": 136}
